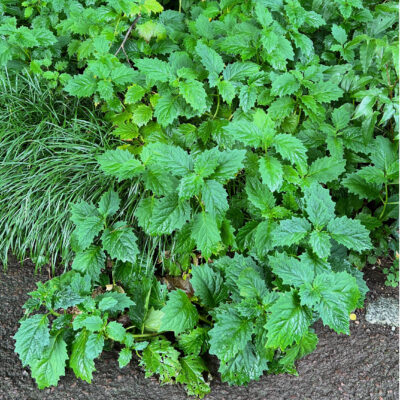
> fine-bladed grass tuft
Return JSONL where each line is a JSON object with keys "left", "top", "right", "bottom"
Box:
{"left": 0, "top": 72, "right": 141, "bottom": 270}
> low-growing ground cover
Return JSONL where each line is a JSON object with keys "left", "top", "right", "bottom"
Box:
{"left": 0, "top": 0, "right": 398, "bottom": 397}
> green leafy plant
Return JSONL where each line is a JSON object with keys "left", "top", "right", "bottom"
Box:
{"left": 0, "top": 72, "right": 141, "bottom": 269}
{"left": 8, "top": 0, "right": 399, "bottom": 396}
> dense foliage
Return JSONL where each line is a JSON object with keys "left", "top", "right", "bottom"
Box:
{"left": 3, "top": 0, "right": 398, "bottom": 397}
{"left": 0, "top": 72, "right": 134, "bottom": 269}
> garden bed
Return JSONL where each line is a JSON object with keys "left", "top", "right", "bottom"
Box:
{"left": 1, "top": 255, "right": 398, "bottom": 400}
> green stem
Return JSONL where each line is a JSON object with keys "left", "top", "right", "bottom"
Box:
{"left": 212, "top": 94, "right": 220, "bottom": 119}
{"left": 131, "top": 332, "right": 162, "bottom": 338}
{"left": 48, "top": 309, "right": 61, "bottom": 317}
{"left": 179, "top": 0, "right": 182, "bottom": 13}
{"left": 379, "top": 182, "right": 388, "bottom": 219}
{"left": 198, "top": 315, "right": 212, "bottom": 326}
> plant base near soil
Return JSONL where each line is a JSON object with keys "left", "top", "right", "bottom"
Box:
{"left": 1, "top": 255, "right": 398, "bottom": 400}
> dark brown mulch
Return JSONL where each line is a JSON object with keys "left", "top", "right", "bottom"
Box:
{"left": 0, "top": 255, "right": 398, "bottom": 400}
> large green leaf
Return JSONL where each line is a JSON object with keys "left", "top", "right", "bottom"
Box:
{"left": 160, "top": 290, "right": 199, "bottom": 334}
{"left": 299, "top": 271, "right": 359, "bottom": 334}
{"left": 150, "top": 194, "right": 190, "bottom": 235}
{"left": 14, "top": 314, "right": 50, "bottom": 366}
{"left": 97, "top": 149, "right": 144, "bottom": 182}
{"left": 269, "top": 252, "right": 314, "bottom": 287}
{"left": 69, "top": 329, "right": 97, "bottom": 383}
{"left": 265, "top": 291, "right": 312, "bottom": 350}
{"left": 101, "top": 221, "right": 139, "bottom": 263}
{"left": 71, "top": 246, "right": 106, "bottom": 281}
{"left": 31, "top": 333, "right": 68, "bottom": 389}
{"left": 273, "top": 217, "right": 311, "bottom": 247}
{"left": 191, "top": 264, "right": 228, "bottom": 308}
{"left": 304, "top": 183, "right": 335, "bottom": 228}
{"left": 191, "top": 212, "right": 221, "bottom": 260}
{"left": 327, "top": 216, "right": 372, "bottom": 252}
{"left": 258, "top": 155, "right": 283, "bottom": 192}
{"left": 209, "top": 308, "right": 254, "bottom": 361}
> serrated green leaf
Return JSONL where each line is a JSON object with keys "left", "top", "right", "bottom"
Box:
{"left": 304, "top": 183, "right": 335, "bottom": 228}
{"left": 238, "top": 85, "right": 257, "bottom": 112}
{"left": 195, "top": 42, "right": 224, "bottom": 85}
{"left": 111, "top": 65, "right": 136, "bottom": 85}
{"left": 73, "top": 315, "right": 103, "bottom": 332}
{"left": 140, "top": 338, "right": 181, "bottom": 383}
{"left": 132, "top": 104, "right": 153, "bottom": 127}
{"left": 237, "top": 267, "right": 268, "bottom": 299}
{"left": 179, "top": 79, "right": 207, "bottom": 112}
{"left": 31, "top": 333, "right": 68, "bottom": 389}
{"left": 327, "top": 216, "right": 372, "bottom": 252}
{"left": 309, "top": 231, "right": 332, "bottom": 259}
{"left": 299, "top": 271, "right": 359, "bottom": 334}
{"left": 160, "top": 290, "right": 199, "bottom": 334}
{"left": 134, "top": 58, "right": 171, "bottom": 83}
{"left": 118, "top": 347, "right": 132, "bottom": 368}
{"left": 97, "top": 80, "right": 113, "bottom": 101}
{"left": 306, "top": 157, "right": 346, "bottom": 184}
{"left": 14, "top": 314, "right": 50, "bottom": 367}
{"left": 98, "top": 189, "right": 120, "bottom": 218}
{"left": 223, "top": 120, "right": 263, "bottom": 147}
{"left": 271, "top": 73, "right": 300, "bottom": 96}
{"left": 279, "top": 330, "right": 318, "bottom": 368}
{"left": 102, "top": 221, "right": 139, "bottom": 263}
{"left": 201, "top": 180, "right": 229, "bottom": 216}
{"left": 342, "top": 173, "right": 381, "bottom": 200}
{"left": 194, "top": 148, "right": 219, "bottom": 178}
{"left": 258, "top": 155, "right": 283, "bottom": 192}
{"left": 96, "top": 292, "right": 135, "bottom": 312}
{"left": 178, "top": 174, "right": 204, "bottom": 199}
{"left": 309, "top": 81, "right": 343, "bottom": 103}
{"left": 210, "top": 149, "right": 246, "bottom": 183}
{"left": 265, "top": 291, "right": 312, "bottom": 350}
{"left": 145, "top": 143, "right": 192, "bottom": 176}
{"left": 269, "top": 252, "right": 314, "bottom": 287}
{"left": 245, "top": 177, "right": 275, "bottom": 214}
{"left": 153, "top": 94, "right": 180, "bottom": 126}
{"left": 332, "top": 24, "right": 347, "bottom": 45}
{"left": 106, "top": 321, "right": 126, "bottom": 342}
{"left": 218, "top": 342, "right": 268, "bottom": 386}
{"left": 69, "top": 329, "right": 97, "bottom": 383}
{"left": 273, "top": 133, "right": 307, "bottom": 166}
{"left": 209, "top": 308, "right": 254, "bottom": 361}
{"left": 178, "top": 327, "right": 209, "bottom": 356}
{"left": 191, "top": 264, "right": 228, "bottom": 308}
{"left": 176, "top": 355, "right": 210, "bottom": 398}
{"left": 191, "top": 212, "right": 221, "bottom": 260}
{"left": 71, "top": 246, "right": 106, "bottom": 281}
{"left": 217, "top": 80, "right": 236, "bottom": 104}
{"left": 125, "top": 84, "right": 146, "bottom": 104}
{"left": 273, "top": 217, "right": 312, "bottom": 247}
{"left": 64, "top": 74, "right": 97, "bottom": 98}
{"left": 150, "top": 194, "right": 190, "bottom": 235}
{"left": 98, "top": 149, "right": 144, "bottom": 182}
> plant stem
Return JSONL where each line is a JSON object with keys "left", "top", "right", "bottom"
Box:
{"left": 212, "top": 94, "right": 220, "bottom": 119}
{"left": 48, "top": 309, "right": 61, "bottom": 317}
{"left": 198, "top": 315, "right": 212, "bottom": 326}
{"left": 131, "top": 332, "right": 162, "bottom": 338}
{"left": 379, "top": 182, "right": 388, "bottom": 219}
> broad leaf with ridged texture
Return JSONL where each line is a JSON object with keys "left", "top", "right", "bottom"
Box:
{"left": 191, "top": 264, "right": 228, "bottom": 308}
{"left": 265, "top": 291, "right": 312, "bottom": 350}
{"left": 101, "top": 221, "right": 139, "bottom": 263}
{"left": 160, "top": 290, "right": 199, "bottom": 334}
{"left": 31, "top": 332, "right": 68, "bottom": 389}
{"left": 327, "top": 216, "right": 372, "bottom": 252}
{"left": 14, "top": 314, "right": 50, "bottom": 366}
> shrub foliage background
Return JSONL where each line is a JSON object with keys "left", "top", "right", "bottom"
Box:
{"left": 1, "top": 0, "right": 398, "bottom": 397}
